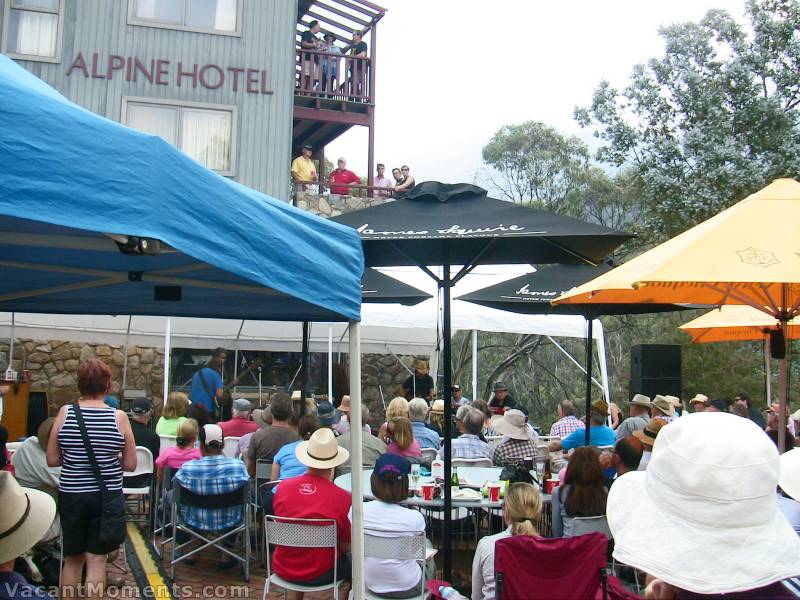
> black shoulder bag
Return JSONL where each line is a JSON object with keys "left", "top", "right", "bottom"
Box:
{"left": 72, "top": 403, "right": 127, "bottom": 553}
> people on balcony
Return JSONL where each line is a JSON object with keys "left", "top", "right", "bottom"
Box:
{"left": 394, "top": 165, "right": 415, "bottom": 195}
{"left": 290, "top": 144, "right": 317, "bottom": 191}
{"left": 348, "top": 30, "right": 368, "bottom": 97}
{"left": 391, "top": 167, "right": 402, "bottom": 187}
{"left": 299, "top": 20, "right": 322, "bottom": 93}
{"left": 329, "top": 157, "right": 361, "bottom": 195}
{"left": 373, "top": 163, "right": 393, "bottom": 199}
{"left": 320, "top": 32, "right": 341, "bottom": 94}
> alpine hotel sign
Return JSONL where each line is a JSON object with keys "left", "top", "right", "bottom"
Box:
{"left": 66, "top": 51, "right": 273, "bottom": 94}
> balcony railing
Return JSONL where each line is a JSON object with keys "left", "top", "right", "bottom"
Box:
{"left": 292, "top": 180, "right": 394, "bottom": 199}
{"left": 295, "top": 49, "right": 372, "bottom": 104}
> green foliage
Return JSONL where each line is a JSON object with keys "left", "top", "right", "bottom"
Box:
{"left": 575, "top": 0, "right": 800, "bottom": 240}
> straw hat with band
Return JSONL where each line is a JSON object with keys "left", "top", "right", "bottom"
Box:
{"left": 252, "top": 407, "right": 271, "bottom": 428}
{"left": 431, "top": 399, "right": 445, "bottom": 414}
{"left": 591, "top": 399, "right": 608, "bottom": 418}
{"left": 339, "top": 395, "right": 351, "bottom": 413}
{"left": 0, "top": 472, "right": 57, "bottom": 564}
{"left": 493, "top": 409, "right": 534, "bottom": 441}
{"left": 651, "top": 395, "right": 675, "bottom": 417}
{"left": 689, "top": 393, "right": 708, "bottom": 405}
{"left": 628, "top": 394, "right": 651, "bottom": 408}
{"left": 295, "top": 428, "right": 349, "bottom": 469}
{"left": 632, "top": 419, "right": 666, "bottom": 449}
{"left": 608, "top": 413, "right": 800, "bottom": 594}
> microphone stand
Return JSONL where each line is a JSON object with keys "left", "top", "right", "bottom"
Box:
{"left": 258, "top": 366, "right": 263, "bottom": 408}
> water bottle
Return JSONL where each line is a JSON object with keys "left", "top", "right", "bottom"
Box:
{"left": 439, "top": 586, "right": 465, "bottom": 599}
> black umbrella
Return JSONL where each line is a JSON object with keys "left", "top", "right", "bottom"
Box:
{"left": 459, "top": 264, "right": 690, "bottom": 444}
{"left": 332, "top": 182, "right": 633, "bottom": 578}
{"left": 362, "top": 268, "right": 431, "bottom": 305}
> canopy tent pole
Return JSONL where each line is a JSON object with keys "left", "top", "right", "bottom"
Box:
{"left": 595, "top": 321, "right": 611, "bottom": 402}
{"left": 233, "top": 319, "right": 245, "bottom": 396}
{"left": 765, "top": 337, "right": 772, "bottom": 406}
{"left": 442, "top": 262, "right": 454, "bottom": 580}
{"left": 7, "top": 312, "right": 14, "bottom": 374}
{"left": 301, "top": 321, "right": 309, "bottom": 413}
{"left": 328, "top": 325, "right": 333, "bottom": 403}
{"left": 348, "top": 321, "right": 364, "bottom": 600}
{"left": 121, "top": 315, "right": 132, "bottom": 390}
{"left": 584, "top": 317, "right": 593, "bottom": 446}
{"left": 162, "top": 317, "right": 171, "bottom": 406}
{"left": 545, "top": 336, "right": 605, "bottom": 391}
{"left": 472, "top": 329, "right": 478, "bottom": 402}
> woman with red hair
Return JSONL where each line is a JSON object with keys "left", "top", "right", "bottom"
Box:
{"left": 47, "top": 358, "right": 136, "bottom": 598}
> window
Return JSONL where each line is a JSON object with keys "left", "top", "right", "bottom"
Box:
{"left": 123, "top": 98, "right": 236, "bottom": 175}
{"left": 130, "top": 0, "right": 239, "bottom": 34}
{"left": 3, "top": 0, "right": 63, "bottom": 61}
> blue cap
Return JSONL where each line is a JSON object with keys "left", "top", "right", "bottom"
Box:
{"left": 374, "top": 454, "right": 410, "bottom": 480}
{"left": 316, "top": 400, "right": 340, "bottom": 426}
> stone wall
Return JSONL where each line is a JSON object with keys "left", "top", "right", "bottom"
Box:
{"left": 0, "top": 340, "right": 164, "bottom": 414}
{"left": 294, "top": 190, "right": 390, "bottom": 217}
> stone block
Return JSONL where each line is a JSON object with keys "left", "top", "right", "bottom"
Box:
{"left": 111, "top": 349, "right": 125, "bottom": 366}
{"left": 64, "top": 359, "right": 79, "bottom": 371}
{"left": 140, "top": 364, "right": 153, "bottom": 375}
{"left": 71, "top": 348, "right": 81, "bottom": 359}
{"left": 141, "top": 349, "right": 155, "bottom": 364}
{"left": 52, "top": 348, "right": 72, "bottom": 361}
{"left": 95, "top": 345, "right": 112, "bottom": 357}
{"left": 34, "top": 344, "right": 52, "bottom": 353}
{"left": 79, "top": 346, "right": 95, "bottom": 362}
{"left": 54, "top": 361, "right": 64, "bottom": 371}
{"left": 28, "top": 352, "right": 51, "bottom": 363}
{"left": 127, "top": 355, "right": 140, "bottom": 369}
{"left": 317, "top": 196, "right": 331, "bottom": 215}
{"left": 50, "top": 373, "right": 76, "bottom": 388}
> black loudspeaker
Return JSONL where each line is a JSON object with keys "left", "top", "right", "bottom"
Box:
{"left": 629, "top": 377, "right": 682, "bottom": 399}
{"left": 630, "top": 344, "right": 681, "bottom": 379}
{"left": 26, "top": 392, "right": 49, "bottom": 437}
{"left": 770, "top": 329, "right": 787, "bottom": 360}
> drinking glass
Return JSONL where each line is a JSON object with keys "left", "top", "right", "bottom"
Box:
{"left": 410, "top": 463, "right": 421, "bottom": 494}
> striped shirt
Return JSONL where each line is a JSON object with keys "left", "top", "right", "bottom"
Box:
{"left": 58, "top": 404, "right": 124, "bottom": 493}
{"left": 439, "top": 434, "right": 493, "bottom": 461}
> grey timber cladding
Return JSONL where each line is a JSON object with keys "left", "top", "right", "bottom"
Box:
{"left": 1, "top": 0, "right": 297, "bottom": 201}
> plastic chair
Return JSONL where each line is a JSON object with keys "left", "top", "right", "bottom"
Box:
{"left": 151, "top": 466, "right": 176, "bottom": 557}
{"left": 263, "top": 515, "right": 344, "bottom": 600}
{"left": 171, "top": 479, "right": 251, "bottom": 581}
{"left": 494, "top": 532, "right": 625, "bottom": 600}
{"left": 6, "top": 441, "right": 23, "bottom": 457}
{"left": 486, "top": 435, "right": 503, "bottom": 451}
{"left": 420, "top": 447, "right": 439, "bottom": 464}
{"left": 452, "top": 457, "right": 493, "bottom": 468}
{"left": 572, "top": 515, "right": 612, "bottom": 539}
{"left": 123, "top": 446, "right": 154, "bottom": 525}
{"left": 159, "top": 434, "right": 177, "bottom": 453}
{"left": 223, "top": 436, "right": 241, "bottom": 458}
{"left": 358, "top": 529, "right": 428, "bottom": 600}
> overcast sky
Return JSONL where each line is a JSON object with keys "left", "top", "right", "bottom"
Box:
{"left": 327, "top": 0, "right": 746, "bottom": 185}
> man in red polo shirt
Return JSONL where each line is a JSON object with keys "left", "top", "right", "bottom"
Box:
{"left": 272, "top": 428, "right": 352, "bottom": 590}
{"left": 329, "top": 157, "right": 361, "bottom": 195}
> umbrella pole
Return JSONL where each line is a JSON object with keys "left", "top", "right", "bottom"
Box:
{"left": 765, "top": 338, "right": 772, "bottom": 406}
{"left": 585, "top": 317, "right": 593, "bottom": 446}
{"left": 472, "top": 329, "right": 478, "bottom": 402}
{"left": 348, "top": 321, "right": 365, "bottom": 600}
{"left": 301, "top": 321, "right": 309, "bottom": 414}
{"left": 442, "top": 262, "right": 454, "bottom": 582}
{"left": 779, "top": 318, "right": 789, "bottom": 453}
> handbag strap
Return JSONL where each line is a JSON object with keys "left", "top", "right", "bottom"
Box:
{"left": 72, "top": 402, "right": 110, "bottom": 494}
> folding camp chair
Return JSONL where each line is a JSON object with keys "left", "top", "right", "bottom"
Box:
{"left": 170, "top": 479, "right": 251, "bottom": 581}
{"left": 263, "top": 515, "right": 345, "bottom": 600}
{"left": 152, "top": 466, "right": 176, "bottom": 557}
{"left": 494, "top": 532, "right": 630, "bottom": 600}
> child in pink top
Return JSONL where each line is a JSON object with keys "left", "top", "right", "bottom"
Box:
{"left": 156, "top": 418, "right": 201, "bottom": 480}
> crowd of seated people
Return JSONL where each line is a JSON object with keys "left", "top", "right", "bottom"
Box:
{"left": 6, "top": 362, "right": 800, "bottom": 600}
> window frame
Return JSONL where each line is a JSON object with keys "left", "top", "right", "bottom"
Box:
{"left": 121, "top": 96, "right": 238, "bottom": 177}
{"left": 1, "top": 0, "right": 65, "bottom": 63}
{"left": 127, "top": 0, "right": 242, "bottom": 37}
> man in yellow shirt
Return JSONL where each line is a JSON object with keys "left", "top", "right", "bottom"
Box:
{"left": 290, "top": 144, "right": 317, "bottom": 191}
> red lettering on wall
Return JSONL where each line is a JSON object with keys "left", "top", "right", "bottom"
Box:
{"left": 66, "top": 51, "right": 88, "bottom": 77}
{"left": 227, "top": 67, "right": 244, "bottom": 92}
{"left": 126, "top": 57, "right": 134, "bottom": 81}
{"left": 90, "top": 53, "right": 105, "bottom": 79}
{"left": 107, "top": 55, "right": 125, "bottom": 80}
{"left": 177, "top": 63, "right": 198, "bottom": 88}
{"left": 155, "top": 60, "right": 170, "bottom": 85}
{"left": 260, "top": 70, "right": 273, "bottom": 95}
{"left": 199, "top": 64, "right": 224, "bottom": 90}
{"left": 133, "top": 58, "right": 154, "bottom": 83}
{"left": 246, "top": 68, "right": 259, "bottom": 93}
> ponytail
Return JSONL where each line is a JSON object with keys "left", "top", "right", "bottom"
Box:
{"left": 505, "top": 482, "right": 542, "bottom": 537}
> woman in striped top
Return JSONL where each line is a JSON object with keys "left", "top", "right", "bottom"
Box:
{"left": 47, "top": 358, "right": 136, "bottom": 598}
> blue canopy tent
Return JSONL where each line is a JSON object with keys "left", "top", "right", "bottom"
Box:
{"left": 0, "top": 54, "right": 370, "bottom": 594}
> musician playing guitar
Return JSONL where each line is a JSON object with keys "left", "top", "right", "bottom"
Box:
{"left": 189, "top": 348, "right": 262, "bottom": 421}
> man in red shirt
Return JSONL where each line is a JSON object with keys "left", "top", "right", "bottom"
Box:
{"left": 328, "top": 157, "right": 361, "bottom": 195}
{"left": 272, "top": 428, "right": 352, "bottom": 590}
{"left": 218, "top": 398, "right": 259, "bottom": 438}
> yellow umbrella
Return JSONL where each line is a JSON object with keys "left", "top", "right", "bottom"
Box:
{"left": 555, "top": 178, "right": 800, "bottom": 448}
{"left": 679, "top": 305, "right": 800, "bottom": 344}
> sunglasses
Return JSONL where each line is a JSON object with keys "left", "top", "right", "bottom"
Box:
{"left": 401, "top": 168, "right": 409, "bottom": 172}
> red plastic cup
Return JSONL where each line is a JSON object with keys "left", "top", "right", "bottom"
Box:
{"left": 544, "top": 478, "right": 559, "bottom": 494}
{"left": 422, "top": 483, "right": 435, "bottom": 501}
{"left": 487, "top": 483, "right": 501, "bottom": 502}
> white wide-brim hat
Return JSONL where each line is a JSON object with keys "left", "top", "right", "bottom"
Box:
{"left": 607, "top": 413, "right": 800, "bottom": 594}
{"left": 0, "top": 472, "right": 57, "bottom": 564}
{"left": 295, "top": 427, "right": 349, "bottom": 469}
{"left": 780, "top": 448, "right": 800, "bottom": 501}
{"left": 493, "top": 409, "right": 534, "bottom": 441}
